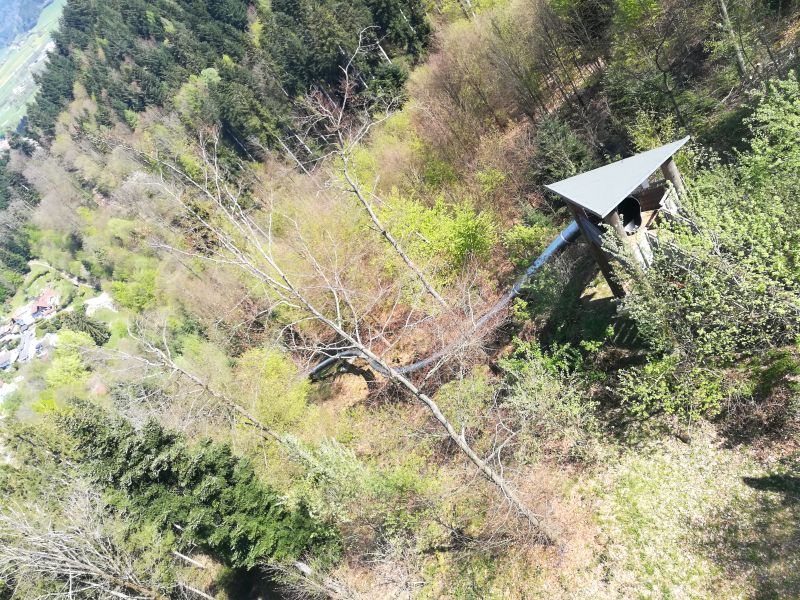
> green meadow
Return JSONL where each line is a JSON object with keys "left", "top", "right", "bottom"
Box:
{"left": 0, "top": 0, "right": 66, "bottom": 134}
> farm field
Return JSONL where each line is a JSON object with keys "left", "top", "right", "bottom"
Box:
{"left": 0, "top": 0, "right": 66, "bottom": 134}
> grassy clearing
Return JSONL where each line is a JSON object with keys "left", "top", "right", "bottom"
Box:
{"left": 579, "top": 425, "right": 800, "bottom": 599}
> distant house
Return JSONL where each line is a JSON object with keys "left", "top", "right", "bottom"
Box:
{"left": 10, "top": 305, "right": 35, "bottom": 329}
{"left": 0, "top": 348, "right": 18, "bottom": 370}
{"left": 32, "top": 288, "right": 60, "bottom": 318}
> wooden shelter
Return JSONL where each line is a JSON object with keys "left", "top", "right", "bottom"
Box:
{"left": 545, "top": 137, "right": 690, "bottom": 297}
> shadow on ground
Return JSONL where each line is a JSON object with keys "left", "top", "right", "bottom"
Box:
{"left": 702, "top": 455, "right": 800, "bottom": 599}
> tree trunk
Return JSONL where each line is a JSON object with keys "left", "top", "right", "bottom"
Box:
{"left": 716, "top": 0, "right": 748, "bottom": 78}
{"left": 364, "top": 346, "right": 557, "bottom": 542}
{"left": 341, "top": 160, "right": 449, "bottom": 309}
{"left": 660, "top": 156, "right": 686, "bottom": 207}
{"left": 264, "top": 258, "right": 556, "bottom": 542}
{"left": 569, "top": 205, "right": 626, "bottom": 298}
{"left": 604, "top": 209, "right": 646, "bottom": 269}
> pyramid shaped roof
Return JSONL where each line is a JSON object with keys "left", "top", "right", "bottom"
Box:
{"left": 544, "top": 136, "right": 690, "bottom": 218}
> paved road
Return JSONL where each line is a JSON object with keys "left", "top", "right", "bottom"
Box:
{"left": 17, "top": 328, "right": 35, "bottom": 363}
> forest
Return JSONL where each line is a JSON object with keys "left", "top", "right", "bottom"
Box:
{"left": 0, "top": 0, "right": 799, "bottom": 597}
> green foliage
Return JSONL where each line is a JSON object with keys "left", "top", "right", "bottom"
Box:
{"left": 61, "top": 405, "right": 338, "bottom": 568}
{"left": 174, "top": 67, "right": 221, "bottom": 127}
{"left": 628, "top": 77, "right": 800, "bottom": 358}
{"left": 613, "top": 0, "right": 659, "bottom": 31}
{"left": 110, "top": 268, "right": 157, "bottom": 312}
{"left": 627, "top": 110, "right": 680, "bottom": 152}
{"left": 739, "top": 73, "right": 800, "bottom": 186}
{"left": 475, "top": 167, "right": 506, "bottom": 195}
{"left": 500, "top": 339, "right": 599, "bottom": 461}
{"left": 382, "top": 195, "right": 496, "bottom": 272}
{"left": 177, "top": 153, "right": 203, "bottom": 181}
{"left": 235, "top": 347, "right": 310, "bottom": 430}
{"left": 287, "top": 438, "right": 370, "bottom": 524}
{"left": 0, "top": 419, "right": 183, "bottom": 598}
{"left": 529, "top": 116, "right": 597, "bottom": 192}
{"left": 44, "top": 353, "right": 88, "bottom": 390}
{"left": 435, "top": 370, "right": 495, "bottom": 433}
{"left": 27, "top": 0, "right": 431, "bottom": 148}
{"left": 421, "top": 153, "right": 458, "bottom": 187}
{"left": 617, "top": 355, "right": 725, "bottom": 420}
{"left": 615, "top": 76, "right": 800, "bottom": 420}
{"left": 0, "top": 152, "right": 37, "bottom": 299}
{"left": 44, "top": 329, "right": 96, "bottom": 390}
{"left": 122, "top": 109, "right": 139, "bottom": 130}
{"left": 502, "top": 213, "right": 555, "bottom": 267}
{"left": 288, "top": 437, "right": 433, "bottom": 538}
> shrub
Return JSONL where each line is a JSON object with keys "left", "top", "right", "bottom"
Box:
{"left": 502, "top": 220, "right": 554, "bottom": 267}
{"left": 616, "top": 355, "right": 725, "bottom": 421}
{"left": 234, "top": 347, "right": 310, "bottom": 430}
{"left": 500, "top": 340, "right": 598, "bottom": 461}
{"left": 739, "top": 72, "right": 800, "bottom": 186}
{"left": 434, "top": 369, "right": 495, "bottom": 434}
{"left": 287, "top": 436, "right": 433, "bottom": 542}
{"left": 620, "top": 74, "right": 800, "bottom": 368}
{"left": 475, "top": 167, "right": 507, "bottom": 195}
{"left": 110, "top": 268, "right": 157, "bottom": 312}
{"left": 122, "top": 109, "right": 139, "bottom": 130}
{"left": 529, "top": 116, "right": 597, "bottom": 187}
{"left": 381, "top": 195, "right": 497, "bottom": 273}
{"left": 44, "top": 330, "right": 96, "bottom": 390}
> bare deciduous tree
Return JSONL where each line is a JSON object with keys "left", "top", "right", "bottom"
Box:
{"left": 138, "top": 127, "right": 556, "bottom": 543}
{"left": 0, "top": 486, "right": 176, "bottom": 600}
{"left": 297, "top": 31, "right": 449, "bottom": 309}
{"left": 95, "top": 321, "right": 316, "bottom": 465}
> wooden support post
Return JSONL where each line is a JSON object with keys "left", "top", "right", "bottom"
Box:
{"left": 604, "top": 209, "right": 647, "bottom": 269}
{"left": 636, "top": 230, "right": 654, "bottom": 266}
{"left": 568, "top": 205, "right": 626, "bottom": 298}
{"left": 660, "top": 156, "right": 685, "bottom": 212}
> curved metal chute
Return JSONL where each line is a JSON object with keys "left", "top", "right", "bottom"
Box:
{"left": 309, "top": 220, "right": 581, "bottom": 381}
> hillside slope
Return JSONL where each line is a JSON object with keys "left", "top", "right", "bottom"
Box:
{"left": 0, "top": 0, "right": 799, "bottom": 598}
{"left": 0, "top": 0, "right": 53, "bottom": 48}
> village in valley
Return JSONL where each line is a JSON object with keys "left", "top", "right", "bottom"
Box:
{"left": 0, "top": 286, "right": 60, "bottom": 367}
{"left": 0, "top": 285, "right": 62, "bottom": 404}
{"left": 0, "top": 266, "right": 117, "bottom": 404}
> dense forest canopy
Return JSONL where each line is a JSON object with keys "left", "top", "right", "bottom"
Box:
{"left": 0, "top": 0, "right": 799, "bottom": 597}
{"left": 27, "top": 0, "right": 430, "bottom": 147}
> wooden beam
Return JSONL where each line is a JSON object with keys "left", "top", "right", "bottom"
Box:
{"left": 660, "top": 157, "right": 685, "bottom": 211}
{"left": 568, "top": 205, "right": 626, "bottom": 298}
{"left": 604, "top": 209, "right": 647, "bottom": 269}
{"left": 636, "top": 230, "right": 654, "bottom": 266}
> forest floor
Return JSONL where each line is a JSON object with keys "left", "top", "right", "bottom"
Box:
{"left": 576, "top": 425, "right": 800, "bottom": 598}
{"left": 418, "top": 424, "right": 800, "bottom": 598}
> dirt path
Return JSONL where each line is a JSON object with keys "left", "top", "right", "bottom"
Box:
{"left": 28, "top": 259, "right": 99, "bottom": 291}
